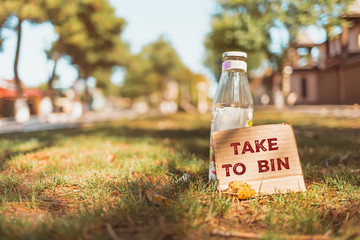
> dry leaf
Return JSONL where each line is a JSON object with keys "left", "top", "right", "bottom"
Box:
{"left": 104, "top": 150, "right": 117, "bottom": 162}
{"left": 146, "top": 188, "right": 172, "bottom": 206}
{"left": 223, "top": 181, "right": 256, "bottom": 200}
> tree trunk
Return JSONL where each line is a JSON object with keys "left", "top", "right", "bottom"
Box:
{"left": 47, "top": 50, "right": 61, "bottom": 97}
{"left": 14, "top": 18, "right": 23, "bottom": 98}
{"left": 81, "top": 74, "right": 91, "bottom": 111}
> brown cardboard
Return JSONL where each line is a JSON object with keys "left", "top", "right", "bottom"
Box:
{"left": 213, "top": 123, "right": 306, "bottom": 195}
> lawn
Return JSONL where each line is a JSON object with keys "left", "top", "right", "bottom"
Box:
{"left": 0, "top": 110, "right": 359, "bottom": 239}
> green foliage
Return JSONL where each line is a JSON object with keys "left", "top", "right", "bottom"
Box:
{"left": 121, "top": 37, "right": 195, "bottom": 99}
{"left": 141, "top": 37, "right": 186, "bottom": 83}
{"left": 120, "top": 54, "right": 161, "bottom": 98}
{"left": 45, "top": 0, "right": 129, "bottom": 94}
{"left": 205, "top": 0, "right": 355, "bottom": 77}
{"left": 205, "top": 1, "right": 274, "bottom": 76}
{"left": 2, "top": 0, "right": 47, "bottom": 22}
{"left": 0, "top": 0, "right": 129, "bottom": 95}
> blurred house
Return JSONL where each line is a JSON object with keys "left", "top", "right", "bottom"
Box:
{"left": 286, "top": 3, "right": 360, "bottom": 104}
{"left": 0, "top": 78, "right": 43, "bottom": 117}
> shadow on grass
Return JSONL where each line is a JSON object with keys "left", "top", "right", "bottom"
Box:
{"left": 0, "top": 124, "right": 211, "bottom": 177}
{"left": 0, "top": 137, "right": 55, "bottom": 170}
{"left": 1, "top": 121, "right": 360, "bottom": 178}
{"left": 1, "top": 124, "right": 210, "bottom": 155}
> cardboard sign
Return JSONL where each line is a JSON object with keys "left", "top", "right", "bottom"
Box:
{"left": 213, "top": 123, "right": 306, "bottom": 195}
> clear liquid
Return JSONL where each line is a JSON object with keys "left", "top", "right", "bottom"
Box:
{"left": 209, "top": 104, "right": 253, "bottom": 180}
{"left": 211, "top": 105, "right": 253, "bottom": 133}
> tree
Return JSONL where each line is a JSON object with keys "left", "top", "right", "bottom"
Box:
{"left": 205, "top": 0, "right": 355, "bottom": 78}
{"left": 141, "top": 37, "right": 187, "bottom": 91}
{"left": 67, "top": 1, "right": 128, "bottom": 100}
{"left": 121, "top": 37, "right": 206, "bottom": 112}
{"left": 3, "top": 0, "right": 46, "bottom": 97}
{"left": 42, "top": 0, "right": 78, "bottom": 96}
{"left": 120, "top": 54, "right": 160, "bottom": 99}
{"left": 121, "top": 37, "right": 187, "bottom": 99}
{"left": 44, "top": 0, "right": 129, "bottom": 97}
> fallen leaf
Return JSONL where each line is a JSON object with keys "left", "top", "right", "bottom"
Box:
{"left": 146, "top": 188, "right": 172, "bottom": 206}
{"left": 223, "top": 181, "right": 256, "bottom": 200}
{"left": 104, "top": 150, "right": 117, "bottom": 162}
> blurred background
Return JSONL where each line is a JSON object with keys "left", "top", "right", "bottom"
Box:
{"left": 0, "top": 0, "right": 360, "bottom": 127}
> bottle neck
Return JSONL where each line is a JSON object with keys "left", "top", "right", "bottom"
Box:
{"left": 213, "top": 70, "right": 253, "bottom": 107}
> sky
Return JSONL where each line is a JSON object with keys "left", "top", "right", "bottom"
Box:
{"left": 0, "top": 0, "right": 217, "bottom": 91}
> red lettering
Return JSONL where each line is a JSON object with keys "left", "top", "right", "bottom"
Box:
{"left": 233, "top": 163, "right": 246, "bottom": 175}
{"left": 277, "top": 157, "right": 290, "bottom": 170}
{"left": 268, "top": 138, "right": 279, "bottom": 151}
{"left": 270, "top": 158, "right": 275, "bottom": 171}
{"left": 222, "top": 164, "right": 232, "bottom": 177}
{"left": 241, "top": 141, "right": 255, "bottom": 154}
{"left": 230, "top": 142, "right": 241, "bottom": 155}
{"left": 255, "top": 139, "right": 267, "bottom": 152}
{"left": 258, "top": 160, "right": 269, "bottom": 173}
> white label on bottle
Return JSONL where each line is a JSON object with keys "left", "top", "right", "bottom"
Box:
{"left": 222, "top": 60, "right": 247, "bottom": 72}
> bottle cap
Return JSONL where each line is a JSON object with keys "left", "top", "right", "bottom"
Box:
{"left": 222, "top": 51, "right": 247, "bottom": 72}
{"left": 222, "top": 51, "right": 247, "bottom": 60}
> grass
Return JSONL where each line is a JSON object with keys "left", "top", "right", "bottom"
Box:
{"left": 0, "top": 109, "right": 359, "bottom": 239}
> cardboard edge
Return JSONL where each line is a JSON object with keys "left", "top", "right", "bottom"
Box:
{"left": 212, "top": 123, "right": 290, "bottom": 138}
{"left": 286, "top": 123, "right": 307, "bottom": 192}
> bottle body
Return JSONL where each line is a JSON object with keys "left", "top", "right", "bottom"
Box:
{"left": 209, "top": 52, "right": 253, "bottom": 180}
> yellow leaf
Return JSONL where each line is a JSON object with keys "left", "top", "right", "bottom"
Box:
{"left": 224, "top": 181, "right": 256, "bottom": 200}
{"left": 146, "top": 188, "right": 172, "bottom": 206}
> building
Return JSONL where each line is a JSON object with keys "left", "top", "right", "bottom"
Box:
{"left": 0, "top": 78, "right": 43, "bottom": 117}
{"left": 287, "top": 3, "right": 360, "bottom": 104}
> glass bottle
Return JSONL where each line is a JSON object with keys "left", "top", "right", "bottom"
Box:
{"left": 209, "top": 51, "right": 254, "bottom": 180}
